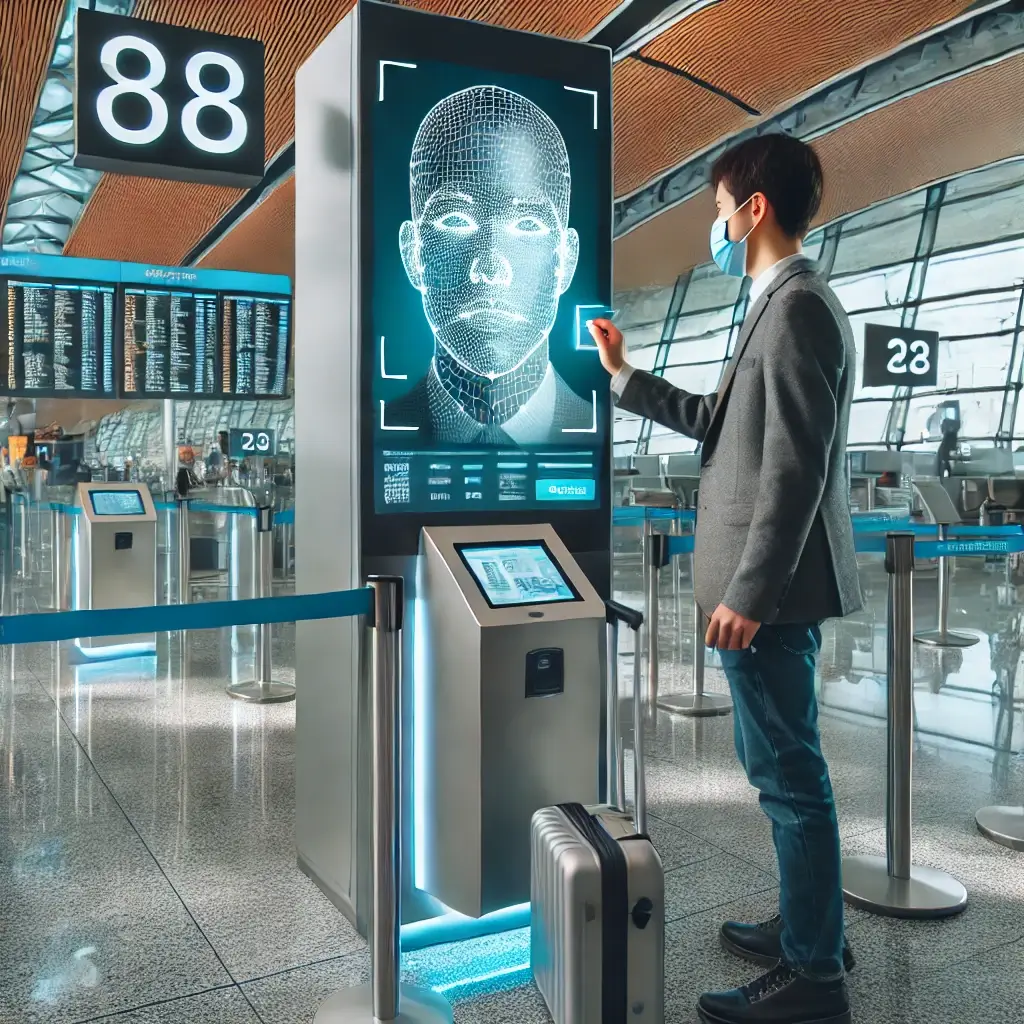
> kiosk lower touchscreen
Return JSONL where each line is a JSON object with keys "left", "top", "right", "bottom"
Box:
{"left": 74, "top": 482, "right": 158, "bottom": 652}
{"left": 418, "top": 524, "right": 603, "bottom": 918}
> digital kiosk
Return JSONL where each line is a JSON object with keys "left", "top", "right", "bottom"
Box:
{"left": 295, "top": 0, "right": 612, "bottom": 939}
{"left": 73, "top": 481, "right": 158, "bottom": 652}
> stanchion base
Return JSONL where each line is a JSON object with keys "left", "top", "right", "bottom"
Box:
{"left": 226, "top": 679, "right": 296, "bottom": 704}
{"left": 657, "top": 691, "right": 732, "bottom": 717}
{"left": 842, "top": 854, "right": 967, "bottom": 918}
{"left": 313, "top": 983, "right": 452, "bottom": 1023}
{"left": 976, "top": 805, "right": 1024, "bottom": 851}
{"left": 913, "top": 628, "right": 979, "bottom": 648}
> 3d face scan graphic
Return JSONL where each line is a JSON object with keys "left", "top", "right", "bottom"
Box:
{"left": 382, "top": 85, "right": 596, "bottom": 444}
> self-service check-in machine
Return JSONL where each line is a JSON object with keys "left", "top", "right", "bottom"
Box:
{"left": 74, "top": 482, "right": 157, "bottom": 652}
{"left": 418, "top": 525, "right": 603, "bottom": 917}
{"left": 295, "top": 0, "right": 613, "bottom": 942}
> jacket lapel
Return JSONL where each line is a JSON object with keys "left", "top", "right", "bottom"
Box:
{"left": 703, "top": 258, "right": 817, "bottom": 442}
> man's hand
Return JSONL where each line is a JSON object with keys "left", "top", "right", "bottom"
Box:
{"left": 706, "top": 604, "right": 760, "bottom": 650}
{"left": 587, "top": 318, "right": 625, "bottom": 376}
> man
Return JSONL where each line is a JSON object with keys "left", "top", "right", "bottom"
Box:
{"left": 383, "top": 85, "right": 593, "bottom": 443}
{"left": 589, "top": 133, "right": 861, "bottom": 1024}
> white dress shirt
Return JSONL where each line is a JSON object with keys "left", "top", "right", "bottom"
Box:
{"left": 610, "top": 251, "right": 806, "bottom": 397}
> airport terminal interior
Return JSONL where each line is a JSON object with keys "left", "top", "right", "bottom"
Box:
{"left": 3, "top": 1, "right": 1024, "bottom": 1022}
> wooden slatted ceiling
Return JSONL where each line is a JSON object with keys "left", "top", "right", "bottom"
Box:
{"left": 614, "top": 0, "right": 972, "bottom": 197}
{"left": 64, "top": 0, "right": 618, "bottom": 266}
{"left": 198, "top": 174, "right": 295, "bottom": 276}
{"left": 614, "top": 51, "right": 1024, "bottom": 291}
{"left": 0, "top": 1, "right": 67, "bottom": 222}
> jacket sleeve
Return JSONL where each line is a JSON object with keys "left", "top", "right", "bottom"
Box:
{"left": 722, "top": 290, "right": 843, "bottom": 621}
{"left": 616, "top": 368, "right": 718, "bottom": 443}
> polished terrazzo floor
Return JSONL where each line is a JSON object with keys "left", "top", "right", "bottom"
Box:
{"left": 2, "top": 549, "right": 1024, "bottom": 1022}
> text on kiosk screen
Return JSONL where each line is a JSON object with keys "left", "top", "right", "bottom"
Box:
{"left": 457, "top": 543, "right": 578, "bottom": 607}
{"left": 90, "top": 490, "right": 145, "bottom": 516}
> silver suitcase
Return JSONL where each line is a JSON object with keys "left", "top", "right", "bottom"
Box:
{"left": 531, "top": 601, "right": 665, "bottom": 1024}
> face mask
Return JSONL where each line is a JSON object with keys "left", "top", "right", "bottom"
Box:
{"left": 709, "top": 195, "right": 756, "bottom": 277}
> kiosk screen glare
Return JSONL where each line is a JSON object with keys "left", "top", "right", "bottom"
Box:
{"left": 372, "top": 59, "right": 608, "bottom": 514}
{"left": 458, "top": 543, "right": 577, "bottom": 607}
{"left": 90, "top": 490, "right": 145, "bottom": 516}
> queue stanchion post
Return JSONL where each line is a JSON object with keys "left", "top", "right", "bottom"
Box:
{"left": 842, "top": 532, "right": 968, "bottom": 918}
{"left": 914, "top": 524, "right": 978, "bottom": 649}
{"left": 975, "top": 804, "right": 1024, "bottom": 851}
{"left": 314, "top": 577, "right": 452, "bottom": 1024}
{"left": 657, "top": 509, "right": 732, "bottom": 718}
{"left": 177, "top": 498, "right": 191, "bottom": 605}
{"left": 50, "top": 504, "right": 64, "bottom": 611}
{"left": 644, "top": 531, "right": 668, "bottom": 711}
{"left": 226, "top": 506, "right": 296, "bottom": 704}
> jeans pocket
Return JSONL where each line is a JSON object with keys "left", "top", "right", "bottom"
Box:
{"left": 772, "top": 624, "right": 821, "bottom": 657}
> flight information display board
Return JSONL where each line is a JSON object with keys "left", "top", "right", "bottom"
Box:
{"left": 2, "top": 276, "right": 116, "bottom": 398}
{"left": 221, "top": 294, "right": 290, "bottom": 398}
{"left": 362, "top": 7, "right": 611, "bottom": 526}
{"left": 121, "top": 286, "right": 219, "bottom": 397}
{"left": 456, "top": 541, "right": 579, "bottom": 608}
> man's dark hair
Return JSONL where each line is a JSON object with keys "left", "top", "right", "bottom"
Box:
{"left": 710, "top": 134, "right": 823, "bottom": 238}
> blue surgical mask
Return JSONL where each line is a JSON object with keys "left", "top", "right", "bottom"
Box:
{"left": 709, "top": 196, "right": 755, "bottom": 277}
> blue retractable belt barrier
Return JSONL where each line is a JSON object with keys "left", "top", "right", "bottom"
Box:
{"left": 0, "top": 588, "right": 373, "bottom": 647}
{"left": 613, "top": 506, "right": 695, "bottom": 524}
{"left": 854, "top": 533, "right": 1024, "bottom": 557}
{"left": 852, "top": 518, "right": 1022, "bottom": 537}
{"left": 276, "top": 507, "right": 295, "bottom": 525}
{"left": 665, "top": 534, "right": 695, "bottom": 558}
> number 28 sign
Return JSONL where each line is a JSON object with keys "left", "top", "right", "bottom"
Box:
{"left": 862, "top": 324, "right": 939, "bottom": 388}
{"left": 74, "top": 9, "right": 265, "bottom": 187}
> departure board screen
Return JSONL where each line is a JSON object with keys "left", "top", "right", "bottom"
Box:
{"left": 2, "top": 278, "right": 116, "bottom": 397}
{"left": 121, "top": 287, "right": 219, "bottom": 397}
{"left": 221, "top": 294, "right": 290, "bottom": 398}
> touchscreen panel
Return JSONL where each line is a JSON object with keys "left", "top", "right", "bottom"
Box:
{"left": 456, "top": 542, "right": 579, "bottom": 607}
{"left": 90, "top": 489, "right": 145, "bottom": 516}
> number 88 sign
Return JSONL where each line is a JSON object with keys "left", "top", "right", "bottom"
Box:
{"left": 862, "top": 323, "right": 940, "bottom": 388}
{"left": 74, "top": 8, "right": 265, "bottom": 188}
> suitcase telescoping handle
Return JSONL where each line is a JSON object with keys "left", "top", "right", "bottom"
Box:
{"left": 605, "top": 600, "right": 647, "bottom": 836}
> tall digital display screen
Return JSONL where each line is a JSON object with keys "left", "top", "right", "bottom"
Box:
{"left": 221, "top": 293, "right": 291, "bottom": 397}
{"left": 359, "top": 1, "right": 612, "bottom": 552}
{"left": 2, "top": 277, "right": 116, "bottom": 398}
{"left": 121, "top": 286, "right": 219, "bottom": 397}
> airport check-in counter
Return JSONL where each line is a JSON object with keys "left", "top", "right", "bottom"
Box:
{"left": 188, "top": 486, "right": 257, "bottom": 597}
{"left": 417, "top": 525, "right": 603, "bottom": 918}
{"left": 73, "top": 482, "right": 157, "bottom": 649}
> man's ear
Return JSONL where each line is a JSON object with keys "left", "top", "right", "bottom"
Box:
{"left": 399, "top": 220, "right": 424, "bottom": 291}
{"left": 558, "top": 227, "right": 579, "bottom": 295}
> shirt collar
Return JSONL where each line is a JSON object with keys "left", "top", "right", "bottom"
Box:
{"left": 747, "top": 252, "right": 807, "bottom": 306}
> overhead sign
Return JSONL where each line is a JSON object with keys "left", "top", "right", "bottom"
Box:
{"left": 229, "top": 428, "right": 276, "bottom": 460}
{"left": 74, "top": 8, "right": 265, "bottom": 187}
{"left": 862, "top": 324, "right": 939, "bottom": 388}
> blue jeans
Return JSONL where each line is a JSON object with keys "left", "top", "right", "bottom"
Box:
{"left": 718, "top": 623, "right": 845, "bottom": 981}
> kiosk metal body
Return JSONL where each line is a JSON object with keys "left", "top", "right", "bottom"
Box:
{"left": 73, "top": 482, "right": 157, "bottom": 649}
{"left": 294, "top": 0, "right": 612, "bottom": 938}
{"left": 418, "top": 524, "right": 603, "bottom": 917}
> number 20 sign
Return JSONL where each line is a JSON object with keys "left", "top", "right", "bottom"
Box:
{"left": 862, "top": 323, "right": 939, "bottom": 388}
{"left": 74, "top": 9, "right": 265, "bottom": 187}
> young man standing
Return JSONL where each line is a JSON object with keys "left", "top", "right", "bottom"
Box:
{"left": 589, "top": 134, "right": 861, "bottom": 1024}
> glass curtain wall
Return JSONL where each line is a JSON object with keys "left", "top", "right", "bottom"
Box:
{"left": 614, "top": 158, "right": 1024, "bottom": 459}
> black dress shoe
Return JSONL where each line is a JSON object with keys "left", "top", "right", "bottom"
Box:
{"left": 698, "top": 963, "right": 852, "bottom": 1024}
{"left": 720, "top": 914, "right": 856, "bottom": 972}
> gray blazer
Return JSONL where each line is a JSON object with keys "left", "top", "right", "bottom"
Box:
{"left": 618, "top": 258, "right": 862, "bottom": 624}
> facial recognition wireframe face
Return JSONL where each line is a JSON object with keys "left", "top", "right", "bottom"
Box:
{"left": 402, "top": 86, "right": 578, "bottom": 383}
{"left": 369, "top": 57, "right": 610, "bottom": 517}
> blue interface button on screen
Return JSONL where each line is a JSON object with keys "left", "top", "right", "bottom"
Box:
{"left": 536, "top": 479, "right": 596, "bottom": 502}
